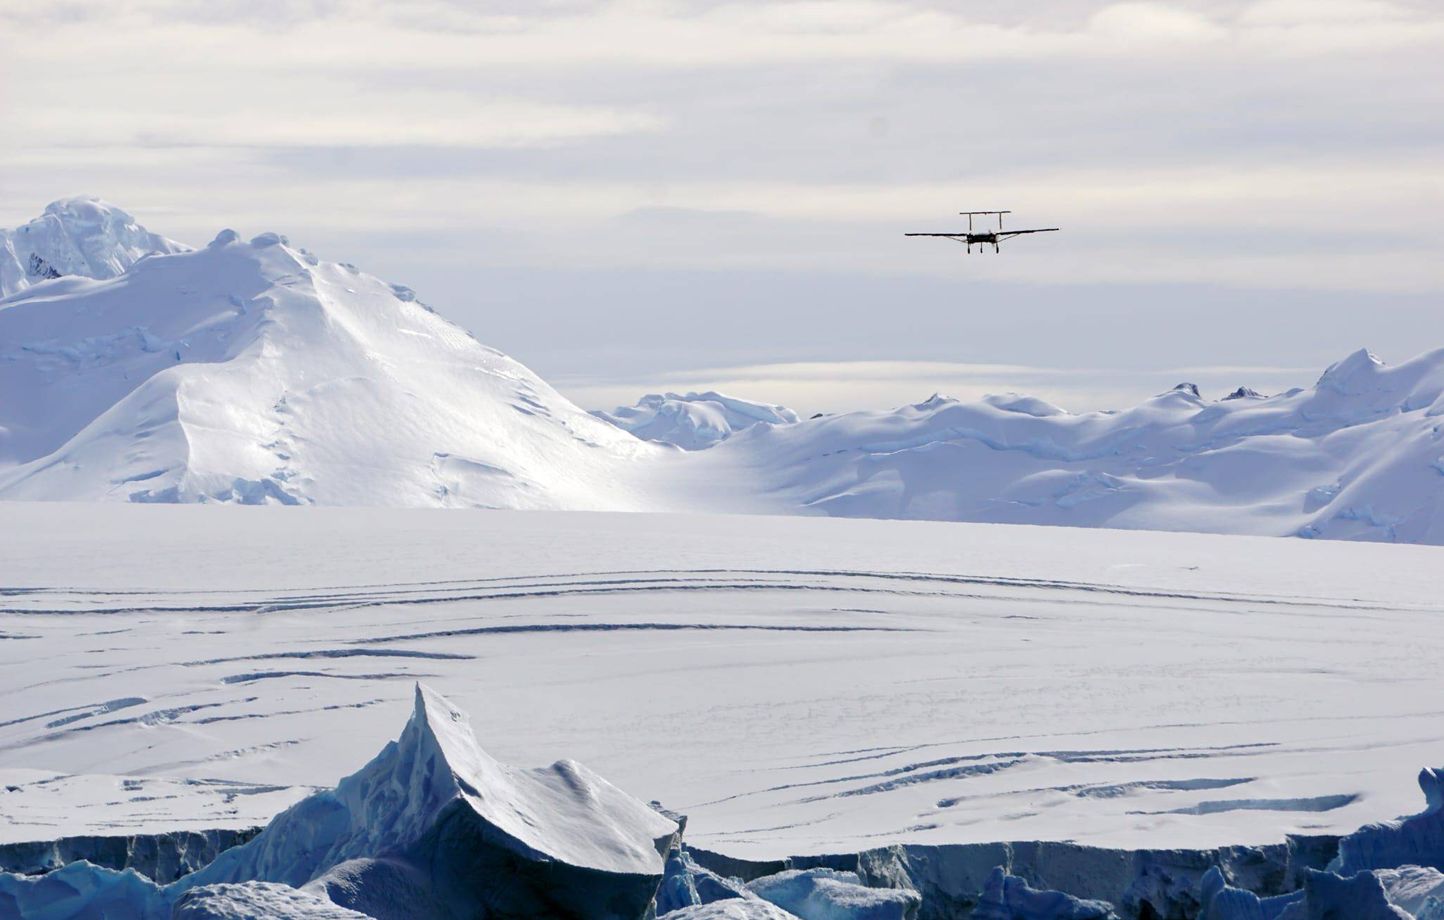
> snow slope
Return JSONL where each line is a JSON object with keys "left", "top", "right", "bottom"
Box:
{"left": 703, "top": 352, "right": 1444, "bottom": 543}
{"left": 0, "top": 225, "right": 662, "bottom": 508}
{"left": 0, "top": 197, "right": 186, "bottom": 297}
{"left": 597, "top": 392, "right": 800, "bottom": 450}
{"left": 3, "top": 505, "right": 1443, "bottom": 860}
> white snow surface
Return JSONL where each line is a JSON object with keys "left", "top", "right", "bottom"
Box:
{"left": 2, "top": 505, "right": 1443, "bottom": 860}
{"left": 0, "top": 197, "right": 186, "bottom": 298}
{"left": 596, "top": 392, "right": 800, "bottom": 450}
{"left": 2, "top": 200, "right": 1443, "bottom": 543}
{"left": 0, "top": 223, "right": 659, "bottom": 508}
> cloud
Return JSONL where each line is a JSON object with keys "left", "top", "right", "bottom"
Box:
{"left": 1086, "top": 3, "right": 1227, "bottom": 45}
{"left": 0, "top": 0, "right": 1439, "bottom": 393}
{"left": 27, "top": 98, "right": 660, "bottom": 150}
{"left": 7, "top": 0, "right": 1434, "bottom": 75}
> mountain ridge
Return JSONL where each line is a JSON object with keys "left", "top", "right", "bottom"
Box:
{"left": 2, "top": 199, "right": 1440, "bottom": 544}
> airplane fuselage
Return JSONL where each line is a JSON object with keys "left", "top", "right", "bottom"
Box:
{"left": 967, "top": 232, "right": 998, "bottom": 244}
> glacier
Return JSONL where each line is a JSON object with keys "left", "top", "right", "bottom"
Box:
{"left": 1, "top": 199, "right": 1443, "bottom": 543}
{"left": 4, "top": 505, "right": 1444, "bottom": 860}
{"left": 5, "top": 520, "right": 1444, "bottom": 918}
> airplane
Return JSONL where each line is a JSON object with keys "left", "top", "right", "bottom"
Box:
{"left": 906, "top": 210, "right": 1058, "bottom": 253}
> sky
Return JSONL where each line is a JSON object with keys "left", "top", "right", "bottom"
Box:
{"left": 1, "top": 0, "right": 1441, "bottom": 414}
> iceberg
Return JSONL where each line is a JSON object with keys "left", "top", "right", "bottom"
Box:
{"left": 972, "top": 867, "right": 1117, "bottom": 920}
{"left": 1, "top": 685, "right": 679, "bottom": 919}
{"left": 180, "top": 684, "right": 679, "bottom": 918}
{"left": 661, "top": 900, "right": 803, "bottom": 920}
{"left": 746, "top": 867, "right": 920, "bottom": 920}
{"left": 1336, "top": 768, "right": 1444, "bottom": 874}
{"left": 173, "top": 881, "right": 371, "bottom": 919}
{"left": 0, "top": 860, "right": 169, "bottom": 920}
{"left": 656, "top": 847, "right": 752, "bottom": 915}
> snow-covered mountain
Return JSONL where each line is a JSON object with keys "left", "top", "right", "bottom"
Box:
{"left": 0, "top": 215, "right": 660, "bottom": 508}
{"left": 595, "top": 391, "right": 800, "bottom": 450}
{"left": 2, "top": 199, "right": 1442, "bottom": 544}
{"left": 0, "top": 197, "right": 186, "bottom": 297}
{"left": 711, "top": 350, "right": 1444, "bottom": 543}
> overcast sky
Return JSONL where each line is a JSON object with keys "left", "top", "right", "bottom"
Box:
{"left": 2, "top": 0, "right": 1440, "bottom": 413}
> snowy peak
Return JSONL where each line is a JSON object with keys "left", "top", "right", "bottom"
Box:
{"left": 1318, "top": 347, "right": 1385, "bottom": 393}
{"left": 0, "top": 197, "right": 187, "bottom": 297}
{"left": 0, "top": 222, "right": 657, "bottom": 507}
{"left": 597, "top": 391, "right": 800, "bottom": 450}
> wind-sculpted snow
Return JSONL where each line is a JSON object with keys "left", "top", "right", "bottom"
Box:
{"left": 0, "top": 197, "right": 187, "bottom": 298}
{"left": 596, "top": 392, "right": 800, "bottom": 450}
{"left": 0, "top": 221, "right": 659, "bottom": 507}
{"left": 709, "top": 348, "right": 1444, "bottom": 543}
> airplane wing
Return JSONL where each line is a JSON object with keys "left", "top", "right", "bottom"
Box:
{"left": 904, "top": 233, "right": 968, "bottom": 238}
{"left": 997, "top": 228, "right": 1059, "bottom": 239}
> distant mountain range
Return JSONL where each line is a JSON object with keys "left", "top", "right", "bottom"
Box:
{"left": 3, "top": 198, "right": 1440, "bottom": 544}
